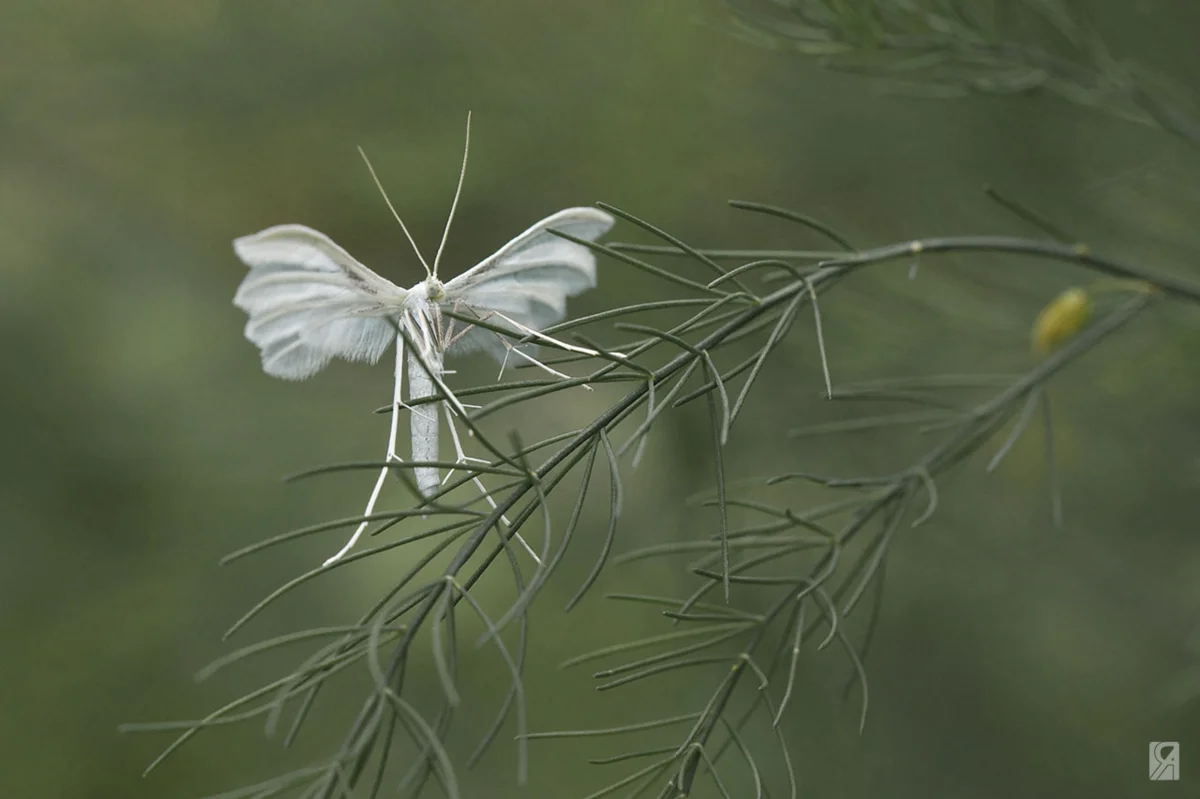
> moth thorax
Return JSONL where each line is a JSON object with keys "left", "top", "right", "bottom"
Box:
{"left": 404, "top": 302, "right": 444, "bottom": 358}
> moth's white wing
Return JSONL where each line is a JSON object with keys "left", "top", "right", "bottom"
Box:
{"left": 233, "top": 224, "right": 407, "bottom": 380}
{"left": 440, "top": 207, "right": 614, "bottom": 361}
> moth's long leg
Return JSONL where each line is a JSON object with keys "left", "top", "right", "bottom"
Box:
{"left": 503, "top": 344, "right": 576, "bottom": 383}
{"left": 455, "top": 307, "right": 621, "bottom": 385}
{"left": 441, "top": 403, "right": 540, "bottom": 564}
{"left": 443, "top": 306, "right": 571, "bottom": 383}
{"left": 322, "top": 333, "right": 407, "bottom": 567}
{"left": 441, "top": 301, "right": 539, "bottom": 561}
{"left": 490, "top": 310, "right": 628, "bottom": 361}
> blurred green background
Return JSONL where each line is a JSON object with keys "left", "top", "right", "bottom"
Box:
{"left": 3, "top": 1, "right": 1200, "bottom": 797}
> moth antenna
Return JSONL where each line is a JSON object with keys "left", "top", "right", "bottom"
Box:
{"left": 357, "top": 145, "right": 432, "bottom": 278}
{"left": 432, "top": 110, "right": 471, "bottom": 281}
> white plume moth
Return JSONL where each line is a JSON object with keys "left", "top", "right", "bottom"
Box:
{"left": 232, "top": 113, "right": 615, "bottom": 566}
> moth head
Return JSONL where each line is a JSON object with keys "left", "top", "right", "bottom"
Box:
{"left": 422, "top": 276, "right": 446, "bottom": 303}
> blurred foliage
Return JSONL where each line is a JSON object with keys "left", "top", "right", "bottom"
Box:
{"left": 3, "top": 0, "right": 1200, "bottom": 797}
{"left": 727, "top": 0, "right": 1200, "bottom": 146}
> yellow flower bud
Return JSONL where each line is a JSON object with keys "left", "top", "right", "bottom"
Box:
{"left": 1032, "top": 287, "right": 1091, "bottom": 355}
